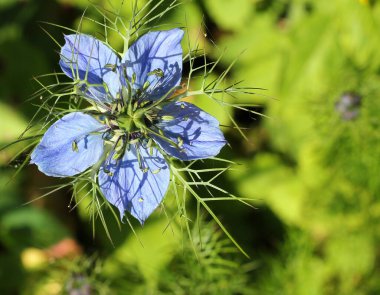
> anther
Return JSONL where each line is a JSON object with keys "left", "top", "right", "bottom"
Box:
{"left": 71, "top": 141, "right": 79, "bottom": 152}
{"left": 152, "top": 168, "right": 161, "bottom": 174}
{"left": 177, "top": 137, "right": 184, "bottom": 147}
{"left": 147, "top": 68, "right": 164, "bottom": 78}
{"left": 143, "top": 81, "right": 150, "bottom": 91}
{"left": 162, "top": 115, "right": 174, "bottom": 121}
{"left": 132, "top": 73, "right": 136, "bottom": 84}
{"left": 105, "top": 64, "right": 117, "bottom": 72}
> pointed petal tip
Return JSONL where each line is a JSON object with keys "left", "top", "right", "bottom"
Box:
{"left": 119, "top": 213, "right": 126, "bottom": 224}
{"left": 62, "top": 34, "right": 76, "bottom": 45}
{"left": 166, "top": 28, "right": 185, "bottom": 45}
{"left": 171, "top": 27, "right": 185, "bottom": 37}
{"left": 99, "top": 146, "right": 170, "bottom": 224}
{"left": 137, "top": 216, "right": 145, "bottom": 226}
{"left": 130, "top": 204, "right": 151, "bottom": 226}
{"left": 119, "top": 205, "right": 145, "bottom": 225}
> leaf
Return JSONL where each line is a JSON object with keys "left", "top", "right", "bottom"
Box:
{"left": 228, "top": 153, "right": 304, "bottom": 226}
{"left": 203, "top": 0, "right": 252, "bottom": 31}
{"left": 103, "top": 219, "right": 180, "bottom": 290}
{"left": 0, "top": 207, "right": 70, "bottom": 251}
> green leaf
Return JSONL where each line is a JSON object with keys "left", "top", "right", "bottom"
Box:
{"left": 0, "top": 207, "right": 70, "bottom": 251}
{"left": 203, "top": 0, "right": 252, "bottom": 31}
{"left": 103, "top": 219, "right": 180, "bottom": 290}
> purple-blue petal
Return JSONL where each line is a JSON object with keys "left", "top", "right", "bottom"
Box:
{"left": 31, "top": 112, "right": 105, "bottom": 177}
{"left": 59, "top": 34, "right": 121, "bottom": 103}
{"left": 98, "top": 145, "right": 170, "bottom": 224}
{"left": 153, "top": 102, "right": 226, "bottom": 160}
{"left": 122, "top": 29, "right": 184, "bottom": 100}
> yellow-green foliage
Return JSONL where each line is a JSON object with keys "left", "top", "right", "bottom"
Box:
{"left": 1, "top": 0, "right": 380, "bottom": 294}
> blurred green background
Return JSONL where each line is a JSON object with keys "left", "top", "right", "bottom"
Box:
{"left": 1, "top": 0, "right": 380, "bottom": 294}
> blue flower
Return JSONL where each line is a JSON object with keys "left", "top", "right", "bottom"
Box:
{"left": 31, "top": 29, "right": 226, "bottom": 223}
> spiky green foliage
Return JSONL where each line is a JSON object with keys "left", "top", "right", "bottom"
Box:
{"left": 2, "top": 0, "right": 258, "bottom": 256}
{"left": 101, "top": 218, "right": 254, "bottom": 294}
{"left": 2, "top": 0, "right": 380, "bottom": 294}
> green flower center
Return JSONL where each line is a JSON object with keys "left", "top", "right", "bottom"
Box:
{"left": 117, "top": 111, "right": 144, "bottom": 132}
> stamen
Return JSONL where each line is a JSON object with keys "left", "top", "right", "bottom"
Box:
{"left": 143, "top": 81, "right": 150, "bottom": 91}
{"left": 147, "top": 68, "right": 164, "bottom": 78}
{"left": 135, "top": 143, "right": 149, "bottom": 173}
{"left": 132, "top": 72, "right": 136, "bottom": 84}
{"left": 139, "top": 100, "right": 151, "bottom": 108}
{"left": 111, "top": 103, "right": 118, "bottom": 114}
{"left": 177, "top": 137, "right": 184, "bottom": 147}
{"left": 161, "top": 115, "right": 175, "bottom": 121}
{"left": 112, "top": 135, "right": 127, "bottom": 161}
{"left": 103, "top": 167, "right": 114, "bottom": 177}
{"left": 71, "top": 141, "right": 79, "bottom": 152}
{"left": 146, "top": 138, "right": 154, "bottom": 156}
{"left": 105, "top": 64, "right": 117, "bottom": 72}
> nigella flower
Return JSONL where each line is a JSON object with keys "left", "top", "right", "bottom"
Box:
{"left": 31, "top": 29, "right": 226, "bottom": 224}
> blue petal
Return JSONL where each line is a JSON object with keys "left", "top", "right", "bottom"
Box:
{"left": 31, "top": 112, "right": 105, "bottom": 177}
{"left": 59, "top": 34, "right": 121, "bottom": 103}
{"left": 98, "top": 145, "right": 170, "bottom": 224}
{"left": 122, "top": 29, "right": 184, "bottom": 100}
{"left": 153, "top": 102, "right": 227, "bottom": 160}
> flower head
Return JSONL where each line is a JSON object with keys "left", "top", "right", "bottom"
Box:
{"left": 31, "top": 29, "right": 226, "bottom": 223}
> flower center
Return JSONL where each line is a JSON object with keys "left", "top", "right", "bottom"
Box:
{"left": 117, "top": 111, "right": 144, "bottom": 132}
